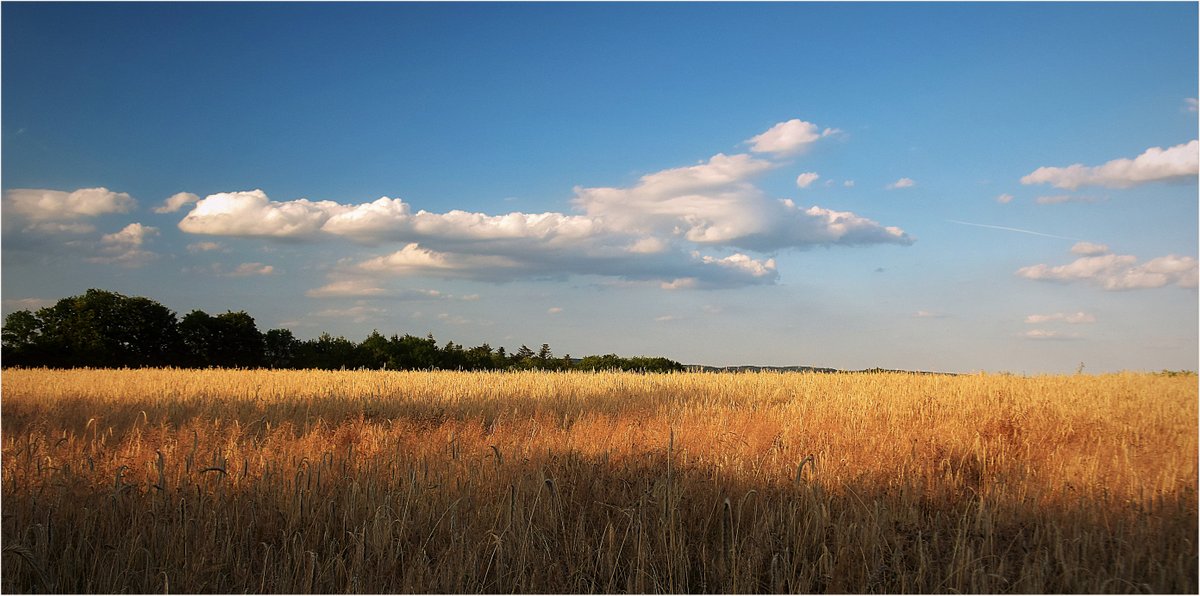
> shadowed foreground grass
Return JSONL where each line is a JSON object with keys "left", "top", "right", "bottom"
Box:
{"left": 2, "top": 369, "right": 1196, "bottom": 593}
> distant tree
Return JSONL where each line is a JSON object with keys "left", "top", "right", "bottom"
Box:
{"left": 179, "top": 309, "right": 264, "bottom": 367}
{"left": 358, "top": 331, "right": 391, "bottom": 369}
{"left": 16, "top": 289, "right": 181, "bottom": 367}
{"left": 264, "top": 328, "right": 299, "bottom": 368}
{"left": 465, "top": 343, "right": 494, "bottom": 370}
{"left": 2, "top": 310, "right": 44, "bottom": 366}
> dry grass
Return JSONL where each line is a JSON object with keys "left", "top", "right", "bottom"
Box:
{"left": 1, "top": 368, "right": 1195, "bottom": 593}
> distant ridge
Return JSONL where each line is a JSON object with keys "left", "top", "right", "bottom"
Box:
{"left": 686, "top": 364, "right": 956, "bottom": 375}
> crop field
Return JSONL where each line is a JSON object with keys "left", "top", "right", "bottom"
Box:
{"left": 1, "top": 368, "right": 1196, "bottom": 593}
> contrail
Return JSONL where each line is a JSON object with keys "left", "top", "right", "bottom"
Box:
{"left": 946, "top": 219, "right": 1081, "bottom": 241}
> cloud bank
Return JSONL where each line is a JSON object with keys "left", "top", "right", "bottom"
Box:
{"left": 1021, "top": 140, "right": 1199, "bottom": 190}
{"left": 172, "top": 119, "right": 912, "bottom": 291}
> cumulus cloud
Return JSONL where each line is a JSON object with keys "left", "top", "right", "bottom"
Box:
{"left": 1024, "top": 312, "right": 1096, "bottom": 324}
{"left": 795, "top": 172, "right": 820, "bottom": 189}
{"left": 1017, "top": 245, "right": 1198, "bottom": 290}
{"left": 1021, "top": 140, "right": 1199, "bottom": 190}
{"left": 996, "top": 193, "right": 1014, "bottom": 204}
{"left": 88, "top": 223, "right": 158, "bottom": 266}
{"left": 179, "top": 189, "right": 342, "bottom": 238}
{"left": 574, "top": 154, "right": 910, "bottom": 251}
{"left": 175, "top": 119, "right": 911, "bottom": 289}
{"left": 4, "top": 187, "right": 135, "bottom": 223}
{"left": 745, "top": 119, "right": 835, "bottom": 155}
{"left": 886, "top": 177, "right": 916, "bottom": 190}
{"left": 153, "top": 192, "right": 201, "bottom": 214}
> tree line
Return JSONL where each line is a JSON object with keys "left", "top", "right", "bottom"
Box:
{"left": 1, "top": 289, "right": 685, "bottom": 372}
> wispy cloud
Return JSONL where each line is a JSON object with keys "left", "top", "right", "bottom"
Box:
{"left": 1021, "top": 140, "right": 1199, "bottom": 190}
{"left": 886, "top": 177, "right": 916, "bottom": 190}
{"left": 946, "top": 219, "right": 1080, "bottom": 241}
{"left": 153, "top": 192, "right": 201, "bottom": 214}
{"left": 795, "top": 172, "right": 820, "bottom": 188}
{"left": 1035, "top": 194, "right": 1104, "bottom": 205}
{"left": 1025, "top": 312, "right": 1096, "bottom": 324}
{"left": 1070, "top": 241, "right": 1109, "bottom": 256}
{"left": 995, "top": 193, "right": 1014, "bottom": 204}
{"left": 229, "top": 262, "right": 275, "bottom": 277}
{"left": 3, "top": 297, "right": 54, "bottom": 311}
{"left": 1023, "top": 329, "right": 1081, "bottom": 340}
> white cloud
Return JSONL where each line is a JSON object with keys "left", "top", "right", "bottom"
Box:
{"left": 229, "top": 262, "right": 275, "bottom": 277}
{"left": 1070, "top": 241, "right": 1110, "bottom": 256}
{"left": 1186, "top": 98, "right": 1198, "bottom": 112}
{"left": 996, "top": 193, "right": 1014, "bottom": 204}
{"left": 355, "top": 243, "right": 520, "bottom": 279}
{"left": 843, "top": 180, "right": 855, "bottom": 188}
{"left": 745, "top": 119, "right": 834, "bottom": 155}
{"left": 913, "top": 310, "right": 947, "bottom": 318}
{"left": 886, "top": 177, "right": 916, "bottom": 190}
{"left": 306, "top": 279, "right": 392, "bottom": 298}
{"left": 547, "top": 307, "right": 563, "bottom": 315}
{"left": 179, "top": 189, "right": 342, "bottom": 238}
{"left": 1035, "top": 194, "right": 1103, "bottom": 205}
{"left": 4, "top": 187, "right": 135, "bottom": 222}
{"left": 1024, "top": 312, "right": 1096, "bottom": 324}
{"left": 574, "top": 154, "right": 911, "bottom": 252}
{"left": 1017, "top": 245, "right": 1198, "bottom": 290}
{"left": 175, "top": 120, "right": 911, "bottom": 289}
{"left": 654, "top": 314, "right": 681, "bottom": 322}
{"left": 795, "top": 172, "right": 820, "bottom": 189}
{"left": 88, "top": 223, "right": 158, "bottom": 266}
{"left": 697, "top": 252, "right": 776, "bottom": 278}
{"left": 1021, "top": 140, "right": 1199, "bottom": 190}
{"left": 153, "top": 192, "right": 201, "bottom": 214}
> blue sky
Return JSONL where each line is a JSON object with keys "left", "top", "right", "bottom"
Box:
{"left": 3, "top": 2, "right": 1197, "bottom": 373}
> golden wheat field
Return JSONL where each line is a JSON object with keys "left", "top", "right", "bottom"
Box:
{"left": 0, "top": 368, "right": 1196, "bottom": 593}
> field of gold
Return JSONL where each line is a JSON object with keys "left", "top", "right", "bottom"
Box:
{"left": 1, "top": 368, "right": 1196, "bottom": 593}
